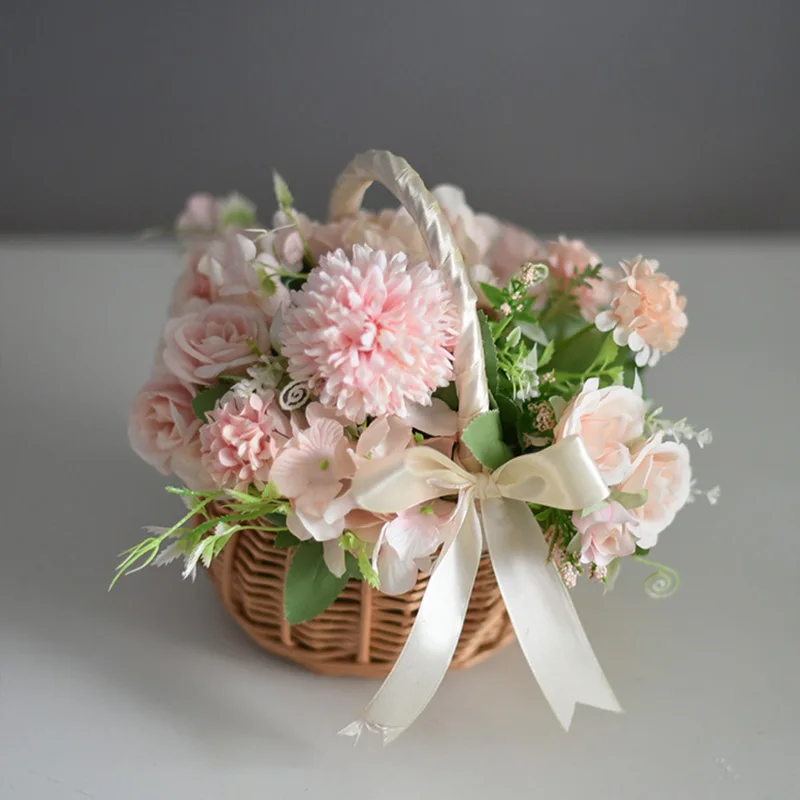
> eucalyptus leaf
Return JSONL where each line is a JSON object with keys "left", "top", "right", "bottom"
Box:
{"left": 477, "top": 311, "right": 498, "bottom": 396}
{"left": 566, "top": 532, "right": 582, "bottom": 554}
{"left": 192, "top": 382, "right": 230, "bottom": 422}
{"left": 461, "top": 410, "right": 513, "bottom": 470}
{"left": 284, "top": 540, "right": 349, "bottom": 624}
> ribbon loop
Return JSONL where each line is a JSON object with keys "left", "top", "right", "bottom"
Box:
{"left": 343, "top": 434, "right": 620, "bottom": 743}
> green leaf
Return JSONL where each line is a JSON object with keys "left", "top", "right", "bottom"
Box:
{"left": 345, "top": 552, "right": 362, "bottom": 580}
{"left": 538, "top": 339, "right": 556, "bottom": 368}
{"left": 433, "top": 381, "right": 458, "bottom": 411}
{"left": 461, "top": 410, "right": 514, "bottom": 470}
{"left": 477, "top": 311, "right": 498, "bottom": 396}
{"left": 495, "top": 393, "right": 521, "bottom": 449}
{"left": 603, "top": 558, "right": 623, "bottom": 594}
{"left": 274, "top": 530, "right": 301, "bottom": 549}
{"left": 479, "top": 281, "right": 506, "bottom": 309}
{"left": 219, "top": 194, "right": 256, "bottom": 229}
{"left": 611, "top": 488, "right": 648, "bottom": 510}
{"left": 192, "top": 382, "right": 230, "bottom": 422}
{"left": 549, "top": 325, "right": 605, "bottom": 374}
{"left": 593, "top": 334, "right": 619, "bottom": 368}
{"left": 566, "top": 532, "right": 582, "bottom": 554}
{"left": 272, "top": 171, "right": 294, "bottom": 211}
{"left": 513, "top": 312, "right": 549, "bottom": 347}
{"left": 260, "top": 272, "right": 278, "bottom": 295}
{"left": 634, "top": 545, "right": 651, "bottom": 556}
{"left": 284, "top": 540, "right": 349, "bottom": 624}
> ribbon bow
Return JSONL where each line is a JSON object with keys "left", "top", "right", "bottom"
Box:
{"left": 340, "top": 435, "right": 621, "bottom": 744}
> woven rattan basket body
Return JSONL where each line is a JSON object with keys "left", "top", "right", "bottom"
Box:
{"left": 207, "top": 528, "right": 514, "bottom": 677}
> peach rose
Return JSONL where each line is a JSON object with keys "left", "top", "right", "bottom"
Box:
{"left": 161, "top": 303, "right": 270, "bottom": 385}
{"left": 554, "top": 377, "right": 645, "bottom": 485}
{"left": 618, "top": 432, "right": 691, "bottom": 548}
{"left": 595, "top": 256, "right": 687, "bottom": 367}
{"left": 572, "top": 501, "right": 638, "bottom": 567}
{"left": 128, "top": 376, "right": 201, "bottom": 475}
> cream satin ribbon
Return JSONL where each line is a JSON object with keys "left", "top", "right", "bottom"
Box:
{"left": 329, "top": 150, "right": 620, "bottom": 743}
{"left": 340, "top": 435, "right": 621, "bottom": 744}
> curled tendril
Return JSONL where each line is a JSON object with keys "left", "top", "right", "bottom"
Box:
{"left": 634, "top": 556, "right": 680, "bottom": 599}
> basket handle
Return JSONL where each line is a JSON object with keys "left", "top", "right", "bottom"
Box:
{"left": 328, "top": 150, "right": 489, "bottom": 444}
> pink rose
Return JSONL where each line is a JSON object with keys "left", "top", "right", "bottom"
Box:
{"left": 200, "top": 390, "right": 290, "bottom": 490}
{"left": 554, "top": 377, "right": 645, "bottom": 485}
{"left": 595, "top": 256, "right": 687, "bottom": 367}
{"left": 618, "top": 432, "right": 691, "bottom": 548}
{"left": 573, "top": 501, "right": 638, "bottom": 567}
{"left": 128, "top": 376, "right": 201, "bottom": 475}
{"left": 161, "top": 303, "right": 270, "bottom": 385}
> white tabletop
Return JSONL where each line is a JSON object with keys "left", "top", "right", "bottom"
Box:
{"left": 1, "top": 236, "right": 797, "bottom": 799}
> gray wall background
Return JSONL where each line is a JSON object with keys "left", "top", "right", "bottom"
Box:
{"left": 1, "top": 0, "right": 798, "bottom": 234}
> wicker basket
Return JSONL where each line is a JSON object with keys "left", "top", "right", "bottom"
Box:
{"left": 207, "top": 528, "right": 514, "bottom": 677}
{"left": 207, "top": 150, "right": 515, "bottom": 678}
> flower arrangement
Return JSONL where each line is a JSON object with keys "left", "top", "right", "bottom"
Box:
{"left": 122, "top": 151, "right": 716, "bottom": 740}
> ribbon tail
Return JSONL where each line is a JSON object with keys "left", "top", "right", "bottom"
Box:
{"left": 482, "top": 497, "right": 621, "bottom": 730}
{"left": 340, "top": 502, "right": 483, "bottom": 744}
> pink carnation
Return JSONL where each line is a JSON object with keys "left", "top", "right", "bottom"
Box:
{"left": 280, "top": 245, "right": 458, "bottom": 422}
{"left": 487, "top": 222, "right": 545, "bottom": 286}
{"left": 200, "top": 391, "right": 290, "bottom": 490}
{"left": 162, "top": 303, "right": 270, "bottom": 385}
{"left": 546, "top": 236, "right": 618, "bottom": 322}
{"left": 128, "top": 376, "right": 201, "bottom": 474}
{"left": 595, "top": 257, "right": 687, "bottom": 367}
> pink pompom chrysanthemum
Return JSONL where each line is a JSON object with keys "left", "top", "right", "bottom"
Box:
{"left": 199, "top": 391, "right": 290, "bottom": 490}
{"left": 280, "top": 245, "right": 458, "bottom": 422}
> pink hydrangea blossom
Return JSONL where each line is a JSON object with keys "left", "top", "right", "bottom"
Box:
{"left": 618, "top": 432, "right": 691, "bottom": 548}
{"left": 128, "top": 376, "right": 201, "bottom": 474}
{"left": 199, "top": 391, "right": 290, "bottom": 490}
{"left": 554, "top": 377, "right": 645, "bottom": 485}
{"left": 280, "top": 245, "right": 458, "bottom": 422}
{"left": 270, "top": 410, "right": 355, "bottom": 541}
{"left": 161, "top": 303, "right": 270, "bottom": 385}
{"left": 375, "top": 500, "right": 456, "bottom": 595}
{"left": 572, "top": 501, "right": 638, "bottom": 567}
{"left": 595, "top": 256, "right": 688, "bottom": 367}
